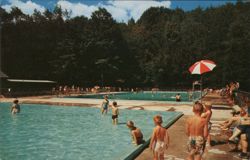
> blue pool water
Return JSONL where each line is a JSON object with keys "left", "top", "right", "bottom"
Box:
{"left": 66, "top": 91, "right": 201, "bottom": 102}
{"left": 0, "top": 103, "right": 182, "bottom": 160}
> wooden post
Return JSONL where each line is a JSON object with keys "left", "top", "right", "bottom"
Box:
{"left": 200, "top": 75, "right": 203, "bottom": 102}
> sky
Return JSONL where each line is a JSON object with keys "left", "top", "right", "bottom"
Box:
{"left": 1, "top": 0, "right": 237, "bottom": 22}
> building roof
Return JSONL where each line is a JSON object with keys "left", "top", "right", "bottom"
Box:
{"left": 0, "top": 71, "right": 8, "bottom": 78}
{"left": 7, "top": 79, "right": 56, "bottom": 83}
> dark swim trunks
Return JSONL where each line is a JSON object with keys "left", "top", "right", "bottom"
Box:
{"left": 237, "top": 125, "right": 250, "bottom": 151}
{"left": 112, "top": 115, "right": 118, "bottom": 119}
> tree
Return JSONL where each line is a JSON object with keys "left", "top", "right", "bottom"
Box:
{"left": 1, "top": 2, "right": 250, "bottom": 90}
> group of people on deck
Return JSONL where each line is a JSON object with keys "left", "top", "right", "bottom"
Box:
{"left": 100, "top": 95, "right": 215, "bottom": 160}
{"left": 219, "top": 102, "right": 250, "bottom": 159}
{"left": 219, "top": 81, "right": 250, "bottom": 159}
{"left": 221, "top": 81, "right": 240, "bottom": 104}
{"left": 100, "top": 95, "right": 170, "bottom": 160}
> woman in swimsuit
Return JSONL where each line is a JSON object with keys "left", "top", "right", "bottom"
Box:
{"left": 150, "top": 115, "right": 169, "bottom": 160}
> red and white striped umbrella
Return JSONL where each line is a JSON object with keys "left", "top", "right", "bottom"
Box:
{"left": 189, "top": 60, "right": 216, "bottom": 75}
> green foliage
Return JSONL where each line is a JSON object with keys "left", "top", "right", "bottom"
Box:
{"left": 1, "top": 3, "right": 250, "bottom": 90}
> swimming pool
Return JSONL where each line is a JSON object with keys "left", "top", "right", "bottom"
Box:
{"left": 66, "top": 91, "right": 201, "bottom": 102}
{"left": 0, "top": 103, "right": 182, "bottom": 160}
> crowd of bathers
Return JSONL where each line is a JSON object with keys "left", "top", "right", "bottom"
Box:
{"left": 100, "top": 95, "right": 170, "bottom": 160}
{"left": 100, "top": 94, "right": 219, "bottom": 160}
{"left": 51, "top": 85, "right": 144, "bottom": 96}
{"left": 219, "top": 83, "right": 250, "bottom": 159}
{"left": 219, "top": 81, "right": 240, "bottom": 104}
{"left": 9, "top": 84, "right": 250, "bottom": 160}
{"left": 100, "top": 90, "right": 250, "bottom": 160}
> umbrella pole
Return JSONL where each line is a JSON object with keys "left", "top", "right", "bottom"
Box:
{"left": 200, "top": 75, "right": 203, "bottom": 102}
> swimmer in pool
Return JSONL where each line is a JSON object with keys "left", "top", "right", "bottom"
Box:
{"left": 11, "top": 99, "right": 20, "bottom": 114}
{"left": 101, "top": 95, "right": 109, "bottom": 115}
{"left": 176, "top": 93, "right": 181, "bottom": 102}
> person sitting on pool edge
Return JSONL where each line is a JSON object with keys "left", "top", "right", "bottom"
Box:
{"left": 126, "top": 121, "right": 144, "bottom": 145}
{"left": 101, "top": 95, "right": 109, "bottom": 115}
{"left": 11, "top": 99, "right": 21, "bottom": 114}
{"left": 111, "top": 101, "right": 119, "bottom": 125}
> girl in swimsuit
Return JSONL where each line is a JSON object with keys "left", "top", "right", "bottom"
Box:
{"left": 101, "top": 95, "right": 109, "bottom": 115}
{"left": 150, "top": 115, "right": 169, "bottom": 160}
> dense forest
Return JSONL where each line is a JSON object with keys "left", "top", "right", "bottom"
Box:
{"left": 1, "top": 1, "right": 250, "bottom": 91}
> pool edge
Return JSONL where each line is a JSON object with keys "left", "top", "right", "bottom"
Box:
{"left": 123, "top": 112, "right": 184, "bottom": 160}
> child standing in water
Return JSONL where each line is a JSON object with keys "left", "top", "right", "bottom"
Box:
{"left": 111, "top": 101, "right": 119, "bottom": 125}
{"left": 101, "top": 95, "right": 109, "bottom": 115}
{"left": 11, "top": 99, "right": 21, "bottom": 114}
{"left": 175, "top": 93, "right": 181, "bottom": 102}
{"left": 150, "top": 115, "right": 169, "bottom": 160}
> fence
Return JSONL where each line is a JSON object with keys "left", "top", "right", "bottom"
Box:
{"left": 1, "top": 86, "right": 201, "bottom": 98}
{"left": 235, "top": 90, "right": 250, "bottom": 107}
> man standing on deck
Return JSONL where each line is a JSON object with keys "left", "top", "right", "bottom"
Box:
{"left": 201, "top": 102, "right": 213, "bottom": 147}
{"left": 186, "top": 102, "right": 208, "bottom": 160}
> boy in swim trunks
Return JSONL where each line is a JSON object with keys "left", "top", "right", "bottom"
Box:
{"left": 111, "top": 101, "right": 119, "bottom": 125}
{"left": 127, "top": 121, "right": 144, "bottom": 145}
{"left": 149, "top": 115, "right": 169, "bottom": 160}
{"left": 186, "top": 102, "right": 208, "bottom": 160}
{"left": 101, "top": 95, "right": 109, "bottom": 115}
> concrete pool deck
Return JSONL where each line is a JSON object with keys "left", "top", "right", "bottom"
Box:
{"left": 0, "top": 92, "right": 237, "bottom": 159}
{"left": 136, "top": 92, "right": 240, "bottom": 160}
